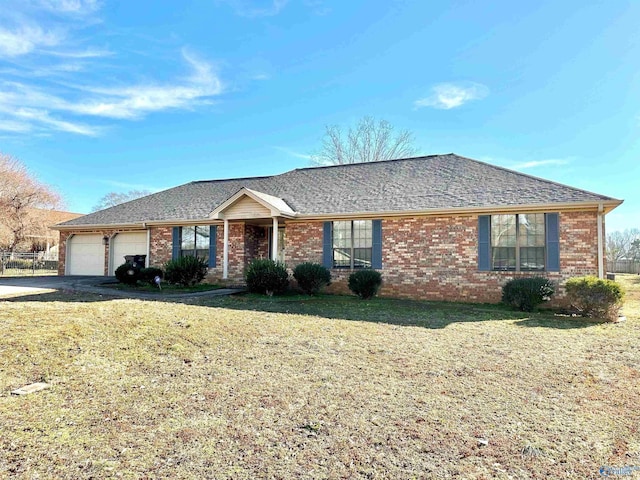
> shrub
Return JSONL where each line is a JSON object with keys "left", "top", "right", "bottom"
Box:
{"left": 140, "top": 267, "right": 164, "bottom": 285}
{"left": 293, "top": 262, "right": 331, "bottom": 295}
{"left": 565, "top": 276, "right": 625, "bottom": 321}
{"left": 501, "top": 277, "right": 555, "bottom": 312}
{"left": 245, "top": 259, "right": 289, "bottom": 295}
{"left": 8, "top": 259, "right": 33, "bottom": 269}
{"left": 164, "top": 256, "right": 208, "bottom": 287}
{"left": 115, "top": 262, "right": 140, "bottom": 285}
{"left": 348, "top": 269, "right": 382, "bottom": 300}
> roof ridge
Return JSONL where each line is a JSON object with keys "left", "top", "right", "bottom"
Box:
{"left": 291, "top": 153, "right": 453, "bottom": 172}
{"left": 455, "top": 154, "right": 621, "bottom": 202}
{"left": 190, "top": 174, "right": 275, "bottom": 184}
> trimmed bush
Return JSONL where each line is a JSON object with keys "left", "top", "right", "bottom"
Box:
{"left": 7, "top": 259, "right": 33, "bottom": 269}
{"left": 140, "top": 267, "right": 164, "bottom": 285}
{"left": 348, "top": 269, "right": 382, "bottom": 300}
{"left": 293, "top": 262, "right": 331, "bottom": 295}
{"left": 501, "top": 277, "right": 555, "bottom": 312}
{"left": 164, "top": 256, "right": 208, "bottom": 287}
{"left": 245, "top": 259, "right": 289, "bottom": 295}
{"left": 565, "top": 276, "right": 625, "bottom": 321}
{"left": 115, "top": 262, "right": 140, "bottom": 285}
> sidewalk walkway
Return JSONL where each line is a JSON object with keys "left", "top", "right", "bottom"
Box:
{"left": 0, "top": 276, "right": 244, "bottom": 299}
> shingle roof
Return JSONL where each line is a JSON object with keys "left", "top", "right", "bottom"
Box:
{"left": 58, "top": 154, "right": 621, "bottom": 227}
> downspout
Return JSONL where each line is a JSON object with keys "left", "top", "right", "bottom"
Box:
{"left": 223, "top": 219, "right": 229, "bottom": 279}
{"left": 145, "top": 226, "right": 150, "bottom": 268}
{"left": 107, "top": 235, "right": 113, "bottom": 275}
{"left": 597, "top": 203, "right": 604, "bottom": 279}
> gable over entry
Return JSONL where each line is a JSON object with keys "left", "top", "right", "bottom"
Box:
{"left": 209, "top": 187, "right": 296, "bottom": 279}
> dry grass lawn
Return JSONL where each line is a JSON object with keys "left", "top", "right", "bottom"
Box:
{"left": 1, "top": 275, "right": 639, "bottom": 479}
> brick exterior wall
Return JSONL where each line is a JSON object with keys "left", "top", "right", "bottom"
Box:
{"left": 59, "top": 210, "right": 603, "bottom": 304}
{"left": 58, "top": 230, "right": 70, "bottom": 275}
{"left": 283, "top": 211, "right": 602, "bottom": 303}
{"left": 375, "top": 213, "right": 592, "bottom": 302}
{"left": 206, "top": 223, "right": 269, "bottom": 283}
{"left": 149, "top": 227, "right": 173, "bottom": 267}
{"left": 244, "top": 225, "right": 269, "bottom": 266}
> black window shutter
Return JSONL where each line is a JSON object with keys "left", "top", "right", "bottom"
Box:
{"left": 545, "top": 213, "right": 560, "bottom": 271}
{"left": 322, "top": 222, "right": 333, "bottom": 269}
{"left": 172, "top": 227, "right": 180, "bottom": 260}
{"left": 209, "top": 225, "right": 217, "bottom": 268}
{"left": 372, "top": 219, "right": 382, "bottom": 269}
{"left": 478, "top": 215, "right": 491, "bottom": 271}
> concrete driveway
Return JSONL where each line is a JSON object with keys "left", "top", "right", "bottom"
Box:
{"left": 0, "top": 276, "right": 106, "bottom": 298}
{"left": 0, "top": 275, "right": 244, "bottom": 299}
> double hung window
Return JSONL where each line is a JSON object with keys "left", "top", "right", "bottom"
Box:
{"left": 180, "top": 226, "right": 210, "bottom": 260}
{"left": 332, "top": 220, "right": 373, "bottom": 268}
{"left": 491, "top": 214, "right": 545, "bottom": 271}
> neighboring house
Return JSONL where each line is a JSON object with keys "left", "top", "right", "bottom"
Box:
{"left": 1, "top": 208, "right": 82, "bottom": 255}
{"left": 54, "top": 154, "right": 622, "bottom": 302}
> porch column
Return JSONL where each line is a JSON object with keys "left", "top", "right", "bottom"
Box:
{"left": 223, "top": 219, "right": 229, "bottom": 279}
{"left": 272, "top": 217, "right": 279, "bottom": 261}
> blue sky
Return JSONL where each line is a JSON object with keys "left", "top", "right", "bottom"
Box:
{"left": 1, "top": 0, "right": 638, "bottom": 232}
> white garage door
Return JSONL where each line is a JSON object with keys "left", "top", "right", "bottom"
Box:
{"left": 110, "top": 232, "right": 147, "bottom": 274}
{"left": 68, "top": 234, "right": 105, "bottom": 275}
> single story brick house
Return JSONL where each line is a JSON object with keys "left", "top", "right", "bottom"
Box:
{"left": 54, "top": 154, "right": 622, "bottom": 302}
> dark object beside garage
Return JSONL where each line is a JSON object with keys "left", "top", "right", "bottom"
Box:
{"left": 124, "top": 255, "right": 147, "bottom": 268}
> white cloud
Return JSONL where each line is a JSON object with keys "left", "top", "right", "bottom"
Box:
{"left": 303, "top": 0, "right": 330, "bottom": 16}
{"left": 414, "top": 82, "right": 489, "bottom": 110}
{"left": 510, "top": 159, "right": 570, "bottom": 170}
{"left": 479, "top": 156, "right": 573, "bottom": 171}
{"left": 0, "top": 119, "right": 32, "bottom": 133}
{"left": 274, "top": 146, "right": 312, "bottom": 160}
{"left": 45, "top": 47, "right": 112, "bottom": 58}
{"left": 0, "top": 25, "right": 63, "bottom": 57}
{"left": 9, "top": 107, "right": 100, "bottom": 135}
{"left": 0, "top": 50, "right": 223, "bottom": 133}
{"left": 0, "top": 3, "right": 225, "bottom": 137}
{"left": 220, "top": 0, "right": 289, "bottom": 18}
{"left": 36, "top": 0, "right": 101, "bottom": 15}
{"left": 63, "top": 50, "right": 223, "bottom": 119}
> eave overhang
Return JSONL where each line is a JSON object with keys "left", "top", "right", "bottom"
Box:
{"left": 53, "top": 198, "right": 623, "bottom": 230}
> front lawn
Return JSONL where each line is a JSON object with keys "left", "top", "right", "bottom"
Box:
{"left": 101, "top": 282, "right": 223, "bottom": 294}
{"left": 0, "top": 276, "right": 638, "bottom": 479}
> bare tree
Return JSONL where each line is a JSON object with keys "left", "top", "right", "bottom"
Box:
{"left": 0, "top": 154, "right": 62, "bottom": 252}
{"left": 631, "top": 238, "right": 640, "bottom": 262}
{"left": 311, "top": 116, "right": 418, "bottom": 165}
{"left": 92, "top": 190, "right": 151, "bottom": 212}
{"left": 606, "top": 228, "right": 640, "bottom": 263}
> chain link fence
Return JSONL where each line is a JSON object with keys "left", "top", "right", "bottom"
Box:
{"left": 0, "top": 252, "right": 58, "bottom": 276}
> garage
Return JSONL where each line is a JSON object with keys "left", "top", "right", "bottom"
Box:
{"left": 109, "top": 232, "right": 148, "bottom": 274}
{"left": 67, "top": 234, "right": 105, "bottom": 275}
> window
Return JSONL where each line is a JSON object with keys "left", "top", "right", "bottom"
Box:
{"left": 180, "top": 225, "right": 210, "bottom": 260}
{"left": 491, "top": 214, "right": 545, "bottom": 271}
{"left": 332, "top": 220, "right": 372, "bottom": 268}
